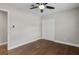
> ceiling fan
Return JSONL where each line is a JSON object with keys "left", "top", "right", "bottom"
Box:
{"left": 30, "top": 3, "right": 55, "bottom": 13}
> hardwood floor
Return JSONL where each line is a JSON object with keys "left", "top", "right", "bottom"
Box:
{"left": 8, "top": 39, "right": 79, "bottom": 55}
{"left": 0, "top": 44, "right": 8, "bottom": 55}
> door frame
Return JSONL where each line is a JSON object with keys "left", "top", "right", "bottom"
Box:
{"left": 0, "top": 8, "right": 9, "bottom": 47}
{"left": 41, "top": 17, "right": 55, "bottom": 40}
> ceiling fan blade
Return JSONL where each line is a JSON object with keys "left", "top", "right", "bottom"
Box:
{"left": 30, "top": 6, "right": 38, "bottom": 9}
{"left": 40, "top": 9, "right": 43, "bottom": 13}
{"left": 43, "top": 3, "right": 48, "bottom": 5}
{"left": 46, "top": 6, "right": 55, "bottom": 9}
{"left": 36, "top": 3, "right": 40, "bottom": 5}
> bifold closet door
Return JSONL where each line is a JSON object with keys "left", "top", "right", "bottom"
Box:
{"left": 0, "top": 11, "right": 7, "bottom": 44}
{"left": 42, "top": 19, "right": 55, "bottom": 40}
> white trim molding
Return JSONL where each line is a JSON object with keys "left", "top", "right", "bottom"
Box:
{"left": 8, "top": 37, "right": 41, "bottom": 50}
{"left": 0, "top": 8, "right": 9, "bottom": 49}
{"left": 45, "top": 39, "right": 79, "bottom": 48}
{"left": 0, "top": 9, "right": 8, "bottom": 46}
{"left": 8, "top": 38, "right": 79, "bottom": 50}
{"left": 0, "top": 42, "right": 7, "bottom": 45}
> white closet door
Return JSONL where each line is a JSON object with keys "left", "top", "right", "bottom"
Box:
{"left": 42, "top": 19, "right": 55, "bottom": 40}
{"left": 0, "top": 11, "right": 7, "bottom": 44}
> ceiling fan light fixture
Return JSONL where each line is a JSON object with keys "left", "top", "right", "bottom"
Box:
{"left": 30, "top": 3, "right": 55, "bottom": 13}
{"left": 39, "top": 5, "right": 45, "bottom": 9}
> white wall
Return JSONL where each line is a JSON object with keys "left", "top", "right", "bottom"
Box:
{"left": 0, "top": 4, "right": 41, "bottom": 50}
{"left": 9, "top": 9, "right": 41, "bottom": 49}
{"left": 0, "top": 11, "right": 7, "bottom": 44}
{"left": 42, "top": 7, "right": 79, "bottom": 47}
{"left": 55, "top": 7, "right": 79, "bottom": 45}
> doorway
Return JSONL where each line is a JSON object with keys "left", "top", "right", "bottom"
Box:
{"left": 0, "top": 10, "right": 8, "bottom": 55}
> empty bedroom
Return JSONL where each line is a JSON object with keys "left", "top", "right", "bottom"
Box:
{"left": 0, "top": 3, "right": 79, "bottom": 55}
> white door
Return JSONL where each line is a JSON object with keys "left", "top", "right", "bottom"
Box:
{"left": 42, "top": 19, "right": 55, "bottom": 40}
{"left": 0, "top": 11, "right": 7, "bottom": 44}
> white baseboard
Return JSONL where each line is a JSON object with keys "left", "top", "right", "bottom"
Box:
{"left": 8, "top": 37, "right": 40, "bottom": 50}
{"left": 8, "top": 38, "right": 79, "bottom": 50}
{"left": 45, "top": 39, "right": 79, "bottom": 48}
{"left": 0, "top": 42, "right": 7, "bottom": 45}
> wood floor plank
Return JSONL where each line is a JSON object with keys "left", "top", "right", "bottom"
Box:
{"left": 0, "top": 44, "right": 8, "bottom": 55}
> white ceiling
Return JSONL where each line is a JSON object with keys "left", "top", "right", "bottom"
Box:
{"left": 1, "top": 3, "right": 79, "bottom": 16}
